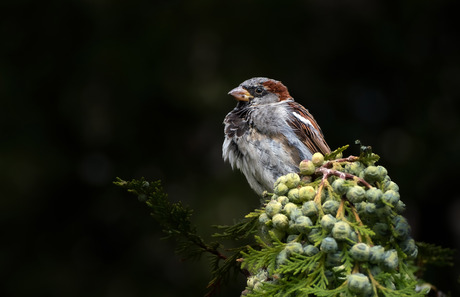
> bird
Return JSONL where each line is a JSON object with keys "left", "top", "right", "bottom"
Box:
{"left": 223, "top": 77, "right": 330, "bottom": 195}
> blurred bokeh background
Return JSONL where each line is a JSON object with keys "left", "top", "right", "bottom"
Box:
{"left": 1, "top": 0, "right": 459, "bottom": 296}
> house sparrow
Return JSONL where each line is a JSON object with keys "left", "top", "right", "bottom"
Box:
{"left": 223, "top": 77, "right": 330, "bottom": 195}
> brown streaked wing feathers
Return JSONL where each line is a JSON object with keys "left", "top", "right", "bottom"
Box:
{"left": 286, "top": 101, "right": 331, "bottom": 155}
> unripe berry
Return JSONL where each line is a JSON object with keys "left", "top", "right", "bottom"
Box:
{"left": 395, "top": 200, "right": 406, "bottom": 213}
{"left": 283, "top": 202, "right": 298, "bottom": 217}
{"left": 385, "top": 181, "right": 399, "bottom": 192}
{"left": 350, "top": 243, "right": 370, "bottom": 262}
{"left": 311, "top": 152, "right": 325, "bottom": 166}
{"left": 373, "top": 222, "right": 390, "bottom": 237}
{"left": 308, "top": 228, "right": 321, "bottom": 243}
{"left": 321, "top": 214, "right": 337, "bottom": 231}
{"left": 271, "top": 228, "right": 285, "bottom": 241}
{"left": 346, "top": 186, "right": 366, "bottom": 203}
{"left": 274, "top": 182, "right": 289, "bottom": 196}
{"left": 265, "top": 201, "right": 282, "bottom": 217}
{"left": 277, "top": 195, "right": 289, "bottom": 206}
{"left": 284, "top": 173, "right": 301, "bottom": 189}
{"left": 345, "top": 162, "right": 365, "bottom": 175}
{"left": 299, "top": 160, "right": 316, "bottom": 175}
{"left": 289, "top": 207, "right": 303, "bottom": 220}
{"left": 287, "top": 188, "right": 300, "bottom": 203}
{"left": 274, "top": 175, "right": 288, "bottom": 186}
{"left": 369, "top": 245, "right": 385, "bottom": 264}
{"left": 272, "top": 214, "right": 289, "bottom": 230}
{"left": 286, "top": 234, "right": 298, "bottom": 243}
{"left": 382, "top": 249, "right": 399, "bottom": 270}
{"left": 348, "top": 273, "right": 371, "bottom": 294}
{"left": 331, "top": 178, "right": 347, "bottom": 196}
{"left": 377, "top": 165, "right": 388, "bottom": 179}
{"left": 295, "top": 216, "right": 313, "bottom": 234}
{"left": 298, "top": 186, "right": 316, "bottom": 202}
{"left": 326, "top": 252, "right": 342, "bottom": 267}
{"left": 259, "top": 213, "right": 270, "bottom": 225}
{"left": 320, "top": 237, "right": 338, "bottom": 253}
{"left": 301, "top": 201, "right": 318, "bottom": 217}
{"left": 400, "top": 238, "right": 418, "bottom": 259}
{"left": 331, "top": 221, "right": 352, "bottom": 241}
{"left": 365, "top": 188, "right": 383, "bottom": 204}
{"left": 303, "top": 244, "right": 319, "bottom": 256}
{"left": 285, "top": 242, "right": 303, "bottom": 255}
{"left": 322, "top": 200, "right": 340, "bottom": 216}
{"left": 365, "top": 202, "right": 376, "bottom": 214}
{"left": 382, "top": 190, "right": 400, "bottom": 205}
{"left": 393, "top": 215, "right": 411, "bottom": 240}
{"left": 363, "top": 165, "right": 381, "bottom": 183}
{"left": 276, "top": 249, "right": 289, "bottom": 266}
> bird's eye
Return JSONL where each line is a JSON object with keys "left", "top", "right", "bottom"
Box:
{"left": 254, "top": 86, "right": 264, "bottom": 95}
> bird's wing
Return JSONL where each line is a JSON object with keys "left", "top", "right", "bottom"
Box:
{"left": 286, "top": 101, "right": 331, "bottom": 155}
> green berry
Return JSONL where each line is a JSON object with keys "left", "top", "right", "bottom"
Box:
{"left": 369, "top": 265, "right": 382, "bottom": 276}
{"left": 320, "top": 237, "right": 338, "bottom": 253}
{"left": 303, "top": 244, "right": 319, "bottom": 256}
{"left": 373, "top": 222, "right": 389, "bottom": 237}
{"left": 286, "top": 234, "right": 298, "bottom": 243}
{"left": 299, "top": 160, "right": 316, "bottom": 175}
{"left": 393, "top": 215, "right": 411, "bottom": 240}
{"left": 348, "top": 273, "right": 371, "bottom": 294}
{"left": 274, "top": 175, "right": 288, "bottom": 186}
{"left": 346, "top": 186, "right": 366, "bottom": 203}
{"left": 331, "top": 178, "right": 347, "bottom": 195}
{"left": 289, "top": 207, "right": 303, "bottom": 220}
{"left": 395, "top": 200, "right": 406, "bottom": 213}
{"left": 277, "top": 195, "right": 289, "bottom": 206}
{"left": 326, "top": 252, "right": 342, "bottom": 267}
{"left": 382, "top": 190, "right": 400, "bottom": 205}
{"left": 285, "top": 242, "right": 303, "bottom": 255}
{"left": 377, "top": 165, "right": 388, "bottom": 179}
{"left": 311, "top": 152, "right": 325, "bottom": 166}
{"left": 283, "top": 202, "right": 298, "bottom": 217}
{"left": 385, "top": 181, "right": 399, "bottom": 192}
{"left": 331, "top": 221, "right": 352, "bottom": 241}
{"left": 298, "top": 186, "right": 316, "bottom": 202}
{"left": 375, "top": 205, "right": 391, "bottom": 218}
{"left": 364, "top": 202, "right": 376, "bottom": 214}
{"left": 350, "top": 231, "right": 358, "bottom": 242}
{"left": 265, "top": 201, "right": 282, "bottom": 217}
{"left": 345, "top": 162, "right": 365, "bottom": 175}
{"left": 369, "top": 245, "right": 385, "bottom": 264}
{"left": 321, "top": 214, "right": 337, "bottom": 231}
{"left": 382, "top": 249, "right": 399, "bottom": 270}
{"left": 274, "top": 183, "right": 289, "bottom": 195}
{"left": 287, "top": 188, "right": 300, "bottom": 203}
{"left": 400, "top": 238, "right": 418, "bottom": 259}
{"left": 308, "top": 228, "right": 321, "bottom": 243}
{"left": 365, "top": 188, "right": 383, "bottom": 204}
{"left": 322, "top": 200, "right": 340, "bottom": 216}
{"left": 295, "top": 216, "right": 313, "bottom": 233}
{"left": 272, "top": 214, "right": 289, "bottom": 230}
{"left": 363, "top": 165, "right": 381, "bottom": 183}
{"left": 350, "top": 243, "right": 370, "bottom": 262}
{"left": 259, "top": 213, "right": 270, "bottom": 225}
{"left": 284, "top": 173, "right": 300, "bottom": 189}
{"left": 301, "top": 201, "right": 318, "bottom": 217}
{"left": 271, "top": 228, "right": 285, "bottom": 241}
{"left": 276, "top": 249, "right": 289, "bottom": 266}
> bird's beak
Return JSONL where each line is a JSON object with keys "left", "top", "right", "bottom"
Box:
{"left": 228, "top": 86, "right": 253, "bottom": 101}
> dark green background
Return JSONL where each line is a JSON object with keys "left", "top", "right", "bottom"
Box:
{"left": 1, "top": 0, "right": 459, "bottom": 296}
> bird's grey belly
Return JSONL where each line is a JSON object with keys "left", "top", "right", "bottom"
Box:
{"left": 236, "top": 131, "right": 299, "bottom": 193}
